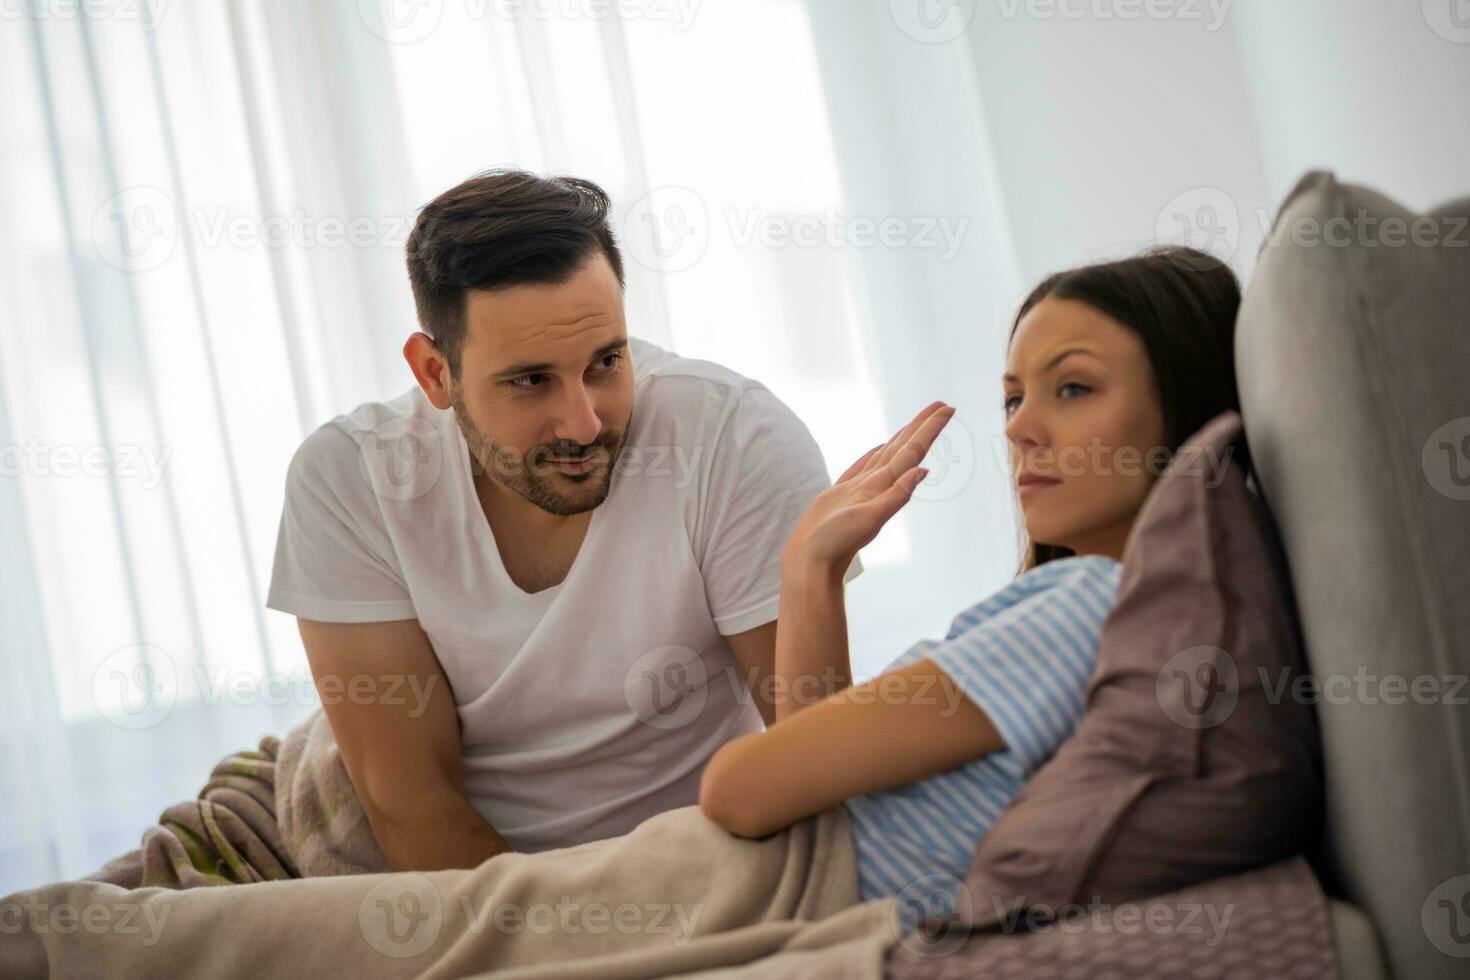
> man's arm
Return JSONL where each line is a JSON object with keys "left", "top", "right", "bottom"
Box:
{"left": 723, "top": 567, "right": 855, "bottom": 729}
{"left": 724, "top": 620, "right": 778, "bottom": 727}
{"left": 297, "top": 617, "right": 512, "bottom": 871}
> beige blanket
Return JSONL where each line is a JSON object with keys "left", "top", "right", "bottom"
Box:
{"left": 2, "top": 799, "right": 898, "bottom": 979}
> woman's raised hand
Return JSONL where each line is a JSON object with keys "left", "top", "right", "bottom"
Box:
{"left": 784, "top": 401, "right": 956, "bottom": 572}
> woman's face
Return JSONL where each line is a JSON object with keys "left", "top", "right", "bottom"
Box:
{"left": 1003, "top": 296, "right": 1168, "bottom": 561}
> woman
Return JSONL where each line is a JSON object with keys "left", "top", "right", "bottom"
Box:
{"left": 700, "top": 243, "right": 1241, "bottom": 929}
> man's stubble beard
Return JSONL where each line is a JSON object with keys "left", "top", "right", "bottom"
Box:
{"left": 448, "top": 379, "right": 626, "bottom": 517}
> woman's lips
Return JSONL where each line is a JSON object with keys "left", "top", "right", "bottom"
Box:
{"left": 1017, "top": 475, "right": 1062, "bottom": 495}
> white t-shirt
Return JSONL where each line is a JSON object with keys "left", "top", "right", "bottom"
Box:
{"left": 265, "top": 337, "right": 859, "bottom": 852}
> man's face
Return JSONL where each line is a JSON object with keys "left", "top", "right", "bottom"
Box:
{"left": 447, "top": 252, "right": 635, "bottom": 516}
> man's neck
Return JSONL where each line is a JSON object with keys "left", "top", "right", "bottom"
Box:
{"left": 472, "top": 466, "right": 582, "bottom": 539}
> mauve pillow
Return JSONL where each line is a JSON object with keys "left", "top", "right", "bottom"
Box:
{"left": 940, "top": 409, "right": 1324, "bottom": 932}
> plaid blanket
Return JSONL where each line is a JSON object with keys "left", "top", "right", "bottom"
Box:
{"left": 82, "top": 708, "right": 386, "bottom": 888}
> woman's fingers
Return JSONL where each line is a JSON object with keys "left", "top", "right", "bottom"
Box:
{"left": 839, "top": 402, "right": 952, "bottom": 494}
{"left": 888, "top": 405, "right": 955, "bottom": 475}
{"left": 867, "top": 405, "right": 954, "bottom": 488}
{"left": 872, "top": 401, "right": 948, "bottom": 471}
{"left": 864, "top": 464, "right": 929, "bottom": 525}
{"left": 836, "top": 442, "right": 885, "bottom": 484}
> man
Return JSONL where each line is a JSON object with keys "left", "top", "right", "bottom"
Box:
{"left": 264, "top": 169, "right": 859, "bottom": 872}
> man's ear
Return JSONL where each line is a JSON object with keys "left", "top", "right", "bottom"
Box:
{"left": 404, "top": 331, "right": 454, "bottom": 410}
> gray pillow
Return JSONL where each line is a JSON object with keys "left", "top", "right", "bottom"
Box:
{"left": 938, "top": 409, "right": 1323, "bottom": 933}
{"left": 1233, "top": 170, "right": 1470, "bottom": 980}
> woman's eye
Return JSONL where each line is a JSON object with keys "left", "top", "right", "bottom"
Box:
{"left": 1059, "top": 382, "right": 1091, "bottom": 399}
{"left": 1003, "top": 394, "right": 1021, "bottom": 416}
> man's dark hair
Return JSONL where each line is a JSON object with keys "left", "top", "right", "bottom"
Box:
{"left": 405, "top": 169, "right": 626, "bottom": 379}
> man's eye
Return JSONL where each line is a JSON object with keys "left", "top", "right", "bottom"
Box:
{"left": 510, "top": 373, "right": 546, "bottom": 390}
{"left": 597, "top": 352, "right": 623, "bottom": 371}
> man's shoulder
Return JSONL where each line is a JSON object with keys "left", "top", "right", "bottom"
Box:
{"left": 631, "top": 337, "right": 765, "bottom": 405}
{"left": 629, "top": 337, "right": 793, "bottom": 445}
{"left": 286, "top": 386, "right": 447, "bottom": 499}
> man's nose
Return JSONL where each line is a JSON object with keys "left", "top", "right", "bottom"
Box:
{"left": 551, "top": 382, "right": 602, "bottom": 447}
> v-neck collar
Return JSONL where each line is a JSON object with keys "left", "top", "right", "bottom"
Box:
{"left": 456, "top": 429, "right": 603, "bottom": 600}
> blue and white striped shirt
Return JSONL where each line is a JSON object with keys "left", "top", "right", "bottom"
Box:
{"left": 841, "top": 554, "right": 1123, "bottom": 930}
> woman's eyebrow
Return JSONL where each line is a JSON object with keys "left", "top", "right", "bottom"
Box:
{"left": 1002, "top": 347, "right": 1099, "bottom": 383}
